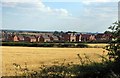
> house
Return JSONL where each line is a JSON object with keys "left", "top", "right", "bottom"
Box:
{"left": 81, "top": 34, "right": 90, "bottom": 42}
{"left": 62, "top": 33, "right": 78, "bottom": 42}
{"left": 89, "top": 35, "right": 96, "bottom": 41}
{"left": 7, "top": 34, "right": 14, "bottom": 42}
{"left": 49, "top": 35, "right": 59, "bottom": 42}
{"left": 24, "top": 35, "right": 37, "bottom": 42}
{"left": 62, "top": 33, "right": 70, "bottom": 42}
{"left": 81, "top": 34, "right": 95, "bottom": 42}
{"left": 37, "top": 35, "right": 50, "bottom": 42}
{"left": 13, "top": 35, "right": 24, "bottom": 42}
{"left": 57, "top": 35, "right": 64, "bottom": 42}
{"left": 102, "top": 34, "right": 112, "bottom": 41}
{"left": 95, "top": 34, "right": 112, "bottom": 41}
{"left": 95, "top": 34, "right": 104, "bottom": 41}
{"left": 0, "top": 31, "right": 2, "bottom": 42}
{"left": 1, "top": 31, "right": 13, "bottom": 41}
{"left": 76, "top": 34, "right": 82, "bottom": 42}
{"left": 69, "top": 33, "right": 76, "bottom": 42}
{"left": 62, "top": 33, "right": 77, "bottom": 42}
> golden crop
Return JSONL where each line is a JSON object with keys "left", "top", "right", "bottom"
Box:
{"left": 2, "top": 46, "right": 107, "bottom": 76}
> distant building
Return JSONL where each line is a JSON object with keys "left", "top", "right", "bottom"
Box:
{"left": 24, "top": 35, "right": 37, "bottom": 42}
{"left": 62, "top": 33, "right": 70, "bottom": 42}
{"left": 13, "top": 35, "right": 24, "bottom": 42}
{"left": 37, "top": 35, "right": 50, "bottom": 42}
{"left": 57, "top": 36, "right": 64, "bottom": 42}
{"left": 49, "top": 35, "right": 59, "bottom": 42}
{"left": 81, "top": 34, "right": 95, "bottom": 42}
{"left": 8, "top": 35, "right": 13, "bottom": 41}
{"left": 69, "top": 33, "right": 76, "bottom": 42}
{"left": 76, "top": 34, "right": 82, "bottom": 42}
{"left": 62, "top": 32, "right": 77, "bottom": 42}
{"left": 1, "top": 30, "right": 113, "bottom": 43}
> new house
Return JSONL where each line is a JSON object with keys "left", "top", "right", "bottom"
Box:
{"left": 37, "top": 35, "right": 50, "bottom": 42}
{"left": 13, "top": 35, "right": 24, "bottom": 42}
{"left": 24, "top": 35, "right": 37, "bottom": 42}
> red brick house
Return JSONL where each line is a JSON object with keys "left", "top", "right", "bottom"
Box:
{"left": 81, "top": 34, "right": 96, "bottom": 42}
{"left": 57, "top": 36, "right": 64, "bottom": 42}
{"left": 102, "top": 34, "right": 112, "bottom": 41}
{"left": 7, "top": 34, "right": 14, "bottom": 41}
{"left": 69, "top": 33, "right": 76, "bottom": 42}
{"left": 62, "top": 33, "right": 77, "bottom": 42}
{"left": 95, "top": 34, "right": 112, "bottom": 41}
{"left": 76, "top": 34, "right": 82, "bottom": 42}
{"left": 0, "top": 32, "right": 4, "bottom": 41}
{"left": 62, "top": 33, "right": 70, "bottom": 42}
{"left": 37, "top": 35, "right": 50, "bottom": 42}
{"left": 49, "top": 35, "right": 59, "bottom": 42}
{"left": 1, "top": 32, "right": 13, "bottom": 41}
{"left": 13, "top": 35, "right": 24, "bottom": 42}
{"left": 89, "top": 35, "right": 96, "bottom": 41}
{"left": 24, "top": 35, "right": 37, "bottom": 42}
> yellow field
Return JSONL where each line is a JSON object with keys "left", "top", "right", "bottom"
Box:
{"left": 87, "top": 43, "right": 109, "bottom": 48}
{"left": 2, "top": 46, "right": 107, "bottom": 76}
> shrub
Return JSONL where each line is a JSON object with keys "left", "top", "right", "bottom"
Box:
{"left": 2, "top": 42, "right": 88, "bottom": 48}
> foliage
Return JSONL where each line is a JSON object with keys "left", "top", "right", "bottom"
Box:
{"left": 106, "top": 21, "right": 120, "bottom": 63}
{"left": 2, "top": 42, "right": 88, "bottom": 48}
{"left": 105, "top": 21, "right": 120, "bottom": 75}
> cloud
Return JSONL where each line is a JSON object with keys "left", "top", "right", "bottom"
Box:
{"left": 1, "top": 0, "right": 40, "bottom": 3}
{"left": 1, "top": 0, "right": 71, "bottom": 16}
{"left": 2, "top": 0, "right": 119, "bottom": 3}
{"left": 83, "top": 0, "right": 118, "bottom": 2}
{"left": 1, "top": 2, "right": 18, "bottom": 7}
{"left": 83, "top": 6, "right": 117, "bottom": 19}
{"left": 82, "top": 0, "right": 119, "bottom": 5}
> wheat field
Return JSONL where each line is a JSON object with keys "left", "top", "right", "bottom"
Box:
{"left": 2, "top": 46, "right": 107, "bottom": 76}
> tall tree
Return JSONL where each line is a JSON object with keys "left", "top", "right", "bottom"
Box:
{"left": 106, "top": 21, "right": 120, "bottom": 63}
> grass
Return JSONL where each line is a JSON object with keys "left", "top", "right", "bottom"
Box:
{"left": 87, "top": 43, "right": 109, "bottom": 48}
{"left": 2, "top": 46, "right": 108, "bottom": 76}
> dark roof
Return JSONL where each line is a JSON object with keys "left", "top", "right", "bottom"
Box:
{"left": 14, "top": 35, "right": 24, "bottom": 40}
{"left": 42, "top": 35, "right": 50, "bottom": 39}
{"left": 95, "top": 34, "right": 104, "bottom": 38}
{"left": 81, "top": 34, "right": 91, "bottom": 38}
{"left": 51, "top": 36, "right": 58, "bottom": 39}
{"left": 95, "top": 34, "right": 112, "bottom": 38}
{"left": 26, "top": 36, "right": 36, "bottom": 39}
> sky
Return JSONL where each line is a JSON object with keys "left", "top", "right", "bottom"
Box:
{"left": 1, "top": 0, "right": 119, "bottom": 32}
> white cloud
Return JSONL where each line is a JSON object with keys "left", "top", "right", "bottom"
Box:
{"left": 2, "top": 0, "right": 119, "bottom": 3}
{"left": 1, "top": 2, "right": 17, "bottom": 7}
{"left": 84, "top": 0, "right": 118, "bottom": 2}
{"left": 82, "top": 6, "right": 117, "bottom": 24}
{"left": 82, "top": 0, "right": 119, "bottom": 5}
{"left": 2, "top": 0, "right": 71, "bottom": 16}
{"left": 40, "top": 0, "right": 119, "bottom": 2}
{"left": 2, "top": 0, "right": 40, "bottom": 3}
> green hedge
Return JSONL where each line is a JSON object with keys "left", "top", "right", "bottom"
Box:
{"left": 1, "top": 42, "right": 88, "bottom": 48}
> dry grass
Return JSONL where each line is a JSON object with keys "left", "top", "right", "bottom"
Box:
{"left": 2, "top": 46, "right": 107, "bottom": 76}
{"left": 87, "top": 43, "right": 109, "bottom": 48}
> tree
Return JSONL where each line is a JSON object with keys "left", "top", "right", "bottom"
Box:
{"left": 104, "top": 31, "right": 112, "bottom": 34}
{"left": 106, "top": 21, "right": 120, "bottom": 63}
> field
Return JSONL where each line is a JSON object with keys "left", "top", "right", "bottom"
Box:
{"left": 2, "top": 46, "right": 108, "bottom": 76}
{"left": 87, "top": 43, "right": 108, "bottom": 48}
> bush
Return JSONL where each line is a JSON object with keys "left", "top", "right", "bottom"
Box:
{"left": 75, "top": 43, "right": 88, "bottom": 48}
{"left": 2, "top": 42, "right": 88, "bottom": 48}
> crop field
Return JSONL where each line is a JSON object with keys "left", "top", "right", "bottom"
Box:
{"left": 2, "top": 46, "right": 108, "bottom": 76}
{"left": 87, "top": 43, "right": 108, "bottom": 48}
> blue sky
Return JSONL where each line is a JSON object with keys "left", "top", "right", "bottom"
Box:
{"left": 1, "top": 0, "right": 119, "bottom": 32}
